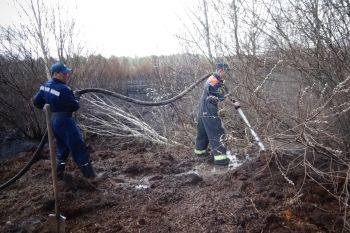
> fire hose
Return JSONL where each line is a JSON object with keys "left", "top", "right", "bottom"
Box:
{"left": 0, "top": 73, "right": 211, "bottom": 191}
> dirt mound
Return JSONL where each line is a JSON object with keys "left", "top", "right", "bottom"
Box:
{"left": 0, "top": 147, "right": 345, "bottom": 232}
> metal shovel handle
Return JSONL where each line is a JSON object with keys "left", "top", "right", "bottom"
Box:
{"left": 227, "top": 100, "right": 265, "bottom": 151}
{"left": 236, "top": 108, "right": 265, "bottom": 151}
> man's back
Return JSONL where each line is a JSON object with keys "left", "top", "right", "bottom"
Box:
{"left": 33, "top": 78, "right": 79, "bottom": 112}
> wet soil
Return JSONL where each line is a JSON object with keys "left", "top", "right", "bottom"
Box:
{"left": 0, "top": 145, "right": 346, "bottom": 233}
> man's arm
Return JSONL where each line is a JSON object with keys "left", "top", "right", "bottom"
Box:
{"left": 207, "top": 76, "right": 226, "bottom": 101}
{"left": 32, "top": 89, "right": 45, "bottom": 110}
{"left": 60, "top": 88, "right": 80, "bottom": 112}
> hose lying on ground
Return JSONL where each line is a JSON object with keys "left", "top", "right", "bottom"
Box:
{"left": 0, "top": 73, "right": 211, "bottom": 191}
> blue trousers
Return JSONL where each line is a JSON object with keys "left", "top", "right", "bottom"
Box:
{"left": 51, "top": 116, "right": 90, "bottom": 168}
{"left": 195, "top": 102, "right": 226, "bottom": 155}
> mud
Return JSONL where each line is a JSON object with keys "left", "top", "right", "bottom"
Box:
{"left": 0, "top": 145, "right": 346, "bottom": 233}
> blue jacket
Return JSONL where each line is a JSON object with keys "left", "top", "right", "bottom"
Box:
{"left": 198, "top": 72, "right": 227, "bottom": 116}
{"left": 32, "top": 78, "right": 79, "bottom": 112}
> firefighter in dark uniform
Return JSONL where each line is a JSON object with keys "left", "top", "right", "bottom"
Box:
{"left": 194, "top": 63, "right": 240, "bottom": 165}
{"left": 32, "top": 63, "right": 99, "bottom": 178}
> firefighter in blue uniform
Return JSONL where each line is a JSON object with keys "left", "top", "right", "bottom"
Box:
{"left": 32, "top": 63, "right": 98, "bottom": 178}
{"left": 194, "top": 63, "right": 240, "bottom": 165}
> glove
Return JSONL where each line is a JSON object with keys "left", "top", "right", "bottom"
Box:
{"left": 207, "top": 95, "right": 219, "bottom": 104}
{"left": 73, "top": 90, "right": 81, "bottom": 101}
{"left": 225, "top": 96, "right": 241, "bottom": 109}
{"left": 232, "top": 101, "right": 241, "bottom": 109}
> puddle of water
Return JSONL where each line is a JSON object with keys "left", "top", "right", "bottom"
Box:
{"left": 134, "top": 177, "right": 150, "bottom": 190}
{"left": 110, "top": 175, "right": 151, "bottom": 190}
{"left": 113, "top": 152, "right": 250, "bottom": 189}
{"left": 193, "top": 151, "right": 250, "bottom": 177}
{"left": 227, "top": 151, "right": 244, "bottom": 169}
{"left": 135, "top": 184, "right": 150, "bottom": 190}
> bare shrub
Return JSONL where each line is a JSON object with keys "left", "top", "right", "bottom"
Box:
{"left": 179, "top": 0, "right": 350, "bottom": 228}
{"left": 78, "top": 94, "right": 183, "bottom": 148}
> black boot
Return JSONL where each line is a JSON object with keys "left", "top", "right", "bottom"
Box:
{"left": 80, "top": 163, "right": 96, "bottom": 178}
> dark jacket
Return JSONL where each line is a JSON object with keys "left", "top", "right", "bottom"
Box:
{"left": 205, "top": 73, "right": 226, "bottom": 101}
{"left": 32, "top": 78, "right": 79, "bottom": 112}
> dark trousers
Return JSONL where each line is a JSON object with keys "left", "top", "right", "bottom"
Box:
{"left": 51, "top": 116, "right": 90, "bottom": 168}
{"left": 195, "top": 102, "right": 226, "bottom": 156}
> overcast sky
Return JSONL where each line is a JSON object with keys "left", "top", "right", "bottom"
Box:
{"left": 0, "top": 0, "right": 199, "bottom": 57}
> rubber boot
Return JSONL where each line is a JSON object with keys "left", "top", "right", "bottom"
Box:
{"left": 213, "top": 154, "right": 230, "bottom": 166}
{"left": 194, "top": 149, "right": 209, "bottom": 157}
{"left": 80, "top": 163, "right": 96, "bottom": 178}
{"left": 80, "top": 163, "right": 105, "bottom": 180}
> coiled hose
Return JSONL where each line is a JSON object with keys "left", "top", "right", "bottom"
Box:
{"left": 0, "top": 73, "right": 211, "bottom": 191}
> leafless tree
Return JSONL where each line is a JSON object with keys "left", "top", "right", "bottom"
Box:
{"left": 0, "top": 0, "right": 81, "bottom": 138}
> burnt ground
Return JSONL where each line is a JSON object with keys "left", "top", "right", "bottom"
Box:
{"left": 0, "top": 143, "right": 347, "bottom": 233}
